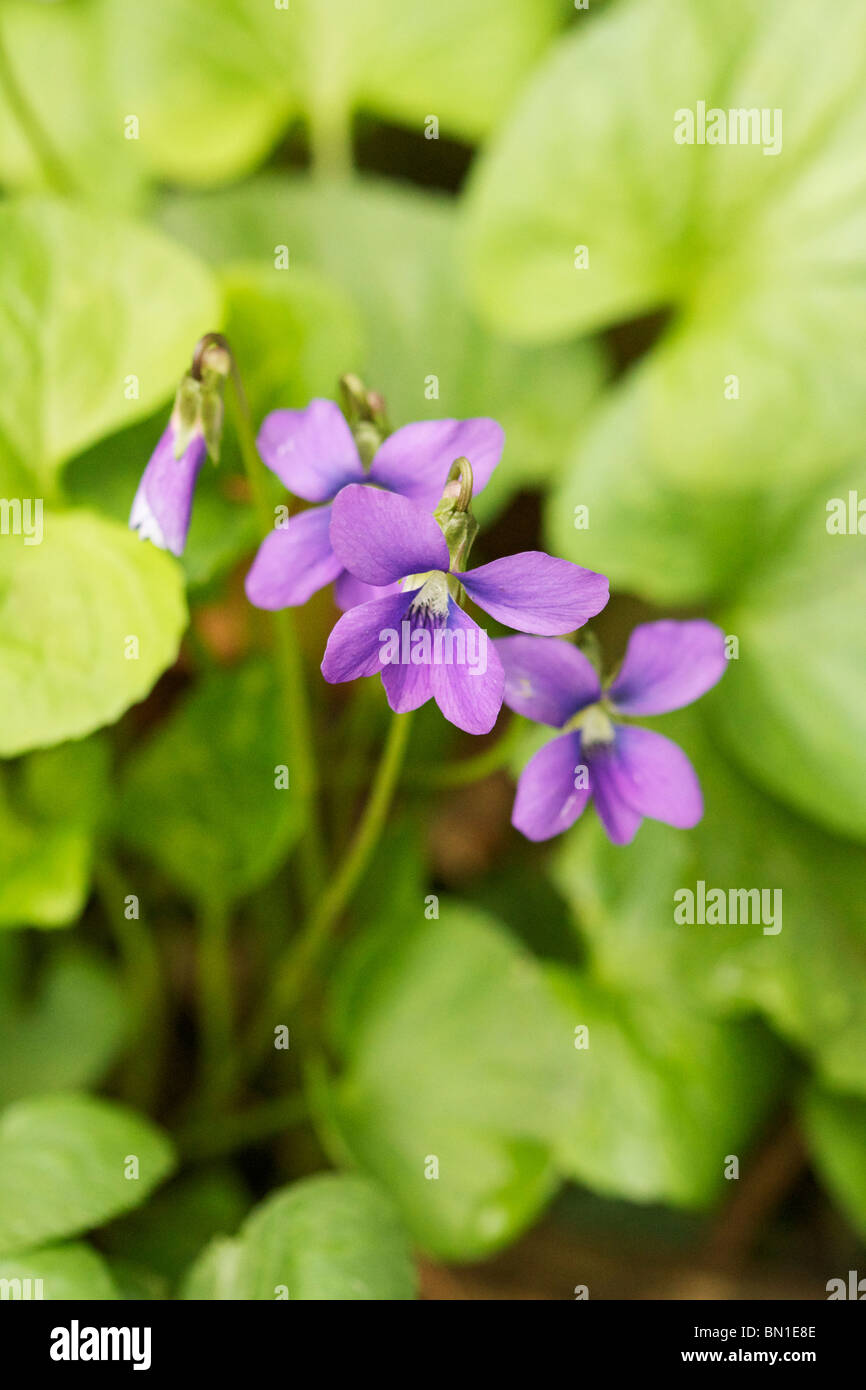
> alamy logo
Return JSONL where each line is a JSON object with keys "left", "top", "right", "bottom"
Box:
{"left": 826, "top": 491, "right": 866, "bottom": 535}
{"left": 0, "top": 497, "right": 43, "bottom": 545}
{"left": 674, "top": 101, "right": 782, "bottom": 156}
{"left": 379, "top": 620, "right": 488, "bottom": 675}
{"left": 827, "top": 1271, "right": 866, "bottom": 1300}
{"left": 674, "top": 881, "right": 782, "bottom": 935}
{"left": 50, "top": 1321, "right": 152, "bottom": 1371}
{"left": 0, "top": 1277, "right": 43, "bottom": 1300}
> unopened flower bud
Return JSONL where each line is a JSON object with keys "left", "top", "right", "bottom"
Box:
{"left": 200, "top": 384, "right": 225, "bottom": 463}
{"left": 435, "top": 458, "right": 478, "bottom": 573}
{"left": 171, "top": 374, "right": 204, "bottom": 459}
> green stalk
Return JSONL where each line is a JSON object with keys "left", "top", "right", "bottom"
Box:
{"left": 417, "top": 716, "right": 526, "bottom": 788}
{"left": 224, "top": 356, "right": 326, "bottom": 906}
{"left": 306, "top": 34, "right": 353, "bottom": 183}
{"left": 176, "top": 1092, "right": 308, "bottom": 1162}
{"left": 196, "top": 896, "right": 234, "bottom": 1111}
{"left": 309, "top": 99, "right": 353, "bottom": 181}
{"left": 0, "top": 26, "right": 74, "bottom": 195}
{"left": 243, "top": 710, "right": 413, "bottom": 1072}
{"left": 95, "top": 858, "right": 167, "bottom": 1112}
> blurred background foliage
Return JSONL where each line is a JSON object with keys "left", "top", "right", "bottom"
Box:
{"left": 0, "top": 0, "right": 864, "bottom": 1299}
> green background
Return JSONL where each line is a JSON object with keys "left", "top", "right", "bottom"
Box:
{"left": 0, "top": 0, "right": 863, "bottom": 1299}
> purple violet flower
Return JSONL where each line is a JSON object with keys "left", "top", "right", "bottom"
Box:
{"left": 320, "top": 485, "right": 609, "bottom": 735}
{"left": 244, "top": 399, "right": 504, "bottom": 611}
{"left": 129, "top": 423, "right": 207, "bottom": 558}
{"left": 498, "top": 621, "right": 728, "bottom": 844}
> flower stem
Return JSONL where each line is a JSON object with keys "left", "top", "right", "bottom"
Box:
{"left": 94, "top": 858, "right": 167, "bottom": 1112}
{"left": 309, "top": 101, "right": 353, "bottom": 181}
{"left": 243, "top": 710, "right": 413, "bottom": 1072}
{"left": 417, "top": 715, "right": 525, "bottom": 788}
{"left": 176, "top": 1091, "right": 308, "bottom": 1162}
{"left": 196, "top": 896, "right": 234, "bottom": 1111}
{"left": 0, "top": 26, "right": 75, "bottom": 195}
{"left": 306, "top": 47, "right": 353, "bottom": 182}
{"left": 215, "top": 341, "right": 326, "bottom": 906}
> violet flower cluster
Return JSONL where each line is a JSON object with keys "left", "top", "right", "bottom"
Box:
{"left": 130, "top": 382, "right": 728, "bottom": 847}
{"left": 319, "top": 482, "right": 608, "bottom": 734}
{"left": 497, "top": 624, "right": 727, "bottom": 845}
{"left": 245, "top": 401, "right": 505, "bottom": 611}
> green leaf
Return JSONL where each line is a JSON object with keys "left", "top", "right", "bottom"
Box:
{"left": 327, "top": 900, "right": 565, "bottom": 1260}
{"left": 161, "top": 176, "right": 605, "bottom": 521}
{"left": 546, "top": 967, "right": 785, "bottom": 1208}
{"left": 329, "top": 0, "right": 565, "bottom": 143}
{"left": 65, "top": 412, "right": 259, "bottom": 594}
{"left": 102, "top": 0, "right": 294, "bottom": 186}
{"left": 0, "top": 948, "right": 126, "bottom": 1105}
{"left": 65, "top": 263, "right": 360, "bottom": 591}
{"left": 0, "top": 0, "right": 141, "bottom": 206}
{"left": 327, "top": 896, "right": 779, "bottom": 1255}
{"left": 182, "top": 1174, "right": 416, "bottom": 1300}
{"left": 0, "top": 1094, "right": 175, "bottom": 1257}
{"left": 112, "top": 0, "right": 563, "bottom": 186}
{"left": 219, "top": 262, "right": 364, "bottom": 421}
{"left": 464, "top": 0, "right": 866, "bottom": 494}
{"left": 117, "top": 662, "right": 303, "bottom": 903}
{"left": 0, "top": 1242, "right": 120, "bottom": 1300}
{"left": 543, "top": 379, "right": 801, "bottom": 606}
{"left": 0, "top": 738, "right": 109, "bottom": 929}
{"left": 0, "top": 786, "right": 90, "bottom": 930}
{"left": 709, "top": 463, "right": 866, "bottom": 839}
{"left": 0, "top": 509, "right": 187, "bottom": 757}
{"left": 107, "top": 1259, "right": 167, "bottom": 1301}
{"left": 3, "top": 2, "right": 564, "bottom": 192}
{"left": 0, "top": 196, "right": 219, "bottom": 488}
{"left": 101, "top": 1169, "right": 250, "bottom": 1286}
{"left": 552, "top": 709, "right": 866, "bottom": 1095}
{"left": 801, "top": 1083, "right": 866, "bottom": 1241}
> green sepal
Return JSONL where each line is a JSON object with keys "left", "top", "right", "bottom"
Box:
{"left": 171, "top": 374, "right": 203, "bottom": 459}
{"left": 199, "top": 375, "right": 225, "bottom": 463}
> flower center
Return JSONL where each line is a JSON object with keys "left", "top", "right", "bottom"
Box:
{"left": 568, "top": 701, "right": 616, "bottom": 747}
{"left": 405, "top": 570, "right": 451, "bottom": 617}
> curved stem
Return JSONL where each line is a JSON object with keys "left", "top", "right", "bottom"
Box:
{"left": 176, "top": 1092, "right": 308, "bottom": 1162}
{"left": 197, "top": 897, "right": 234, "bottom": 1112}
{"left": 307, "top": 65, "right": 352, "bottom": 181}
{"left": 0, "top": 26, "right": 74, "bottom": 195}
{"left": 211, "top": 338, "right": 326, "bottom": 906}
{"left": 243, "top": 710, "right": 413, "bottom": 1072}
{"left": 417, "top": 716, "right": 525, "bottom": 788}
{"left": 94, "top": 858, "right": 167, "bottom": 1112}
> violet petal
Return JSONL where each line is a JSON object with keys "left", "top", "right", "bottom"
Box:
{"left": 608, "top": 619, "right": 728, "bottom": 715}
{"left": 130, "top": 426, "right": 206, "bottom": 557}
{"left": 589, "top": 726, "right": 703, "bottom": 843}
{"left": 245, "top": 505, "right": 342, "bottom": 610}
{"left": 321, "top": 589, "right": 415, "bottom": 684}
{"left": 496, "top": 635, "right": 601, "bottom": 727}
{"left": 329, "top": 484, "right": 449, "bottom": 586}
{"left": 458, "top": 552, "right": 609, "bottom": 635}
{"left": 335, "top": 569, "right": 403, "bottom": 612}
{"left": 369, "top": 417, "right": 504, "bottom": 508}
{"left": 430, "top": 602, "right": 504, "bottom": 735}
{"left": 585, "top": 743, "right": 644, "bottom": 846}
{"left": 257, "top": 399, "right": 364, "bottom": 502}
{"left": 381, "top": 631, "right": 435, "bottom": 714}
{"left": 512, "top": 731, "right": 589, "bottom": 841}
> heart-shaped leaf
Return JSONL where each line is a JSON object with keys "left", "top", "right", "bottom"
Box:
{"left": 0, "top": 197, "right": 219, "bottom": 488}
{"left": 0, "top": 1095, "right": 174, "bottom": 1257}
{"left": 0, "top": 510, "right": 187, "bottom": 757}
{"left": 182, "top": 1174, "right": 416, "bottom": 1300}
{"left": 464, "top": 0, "right": 866, "bottom": 496}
